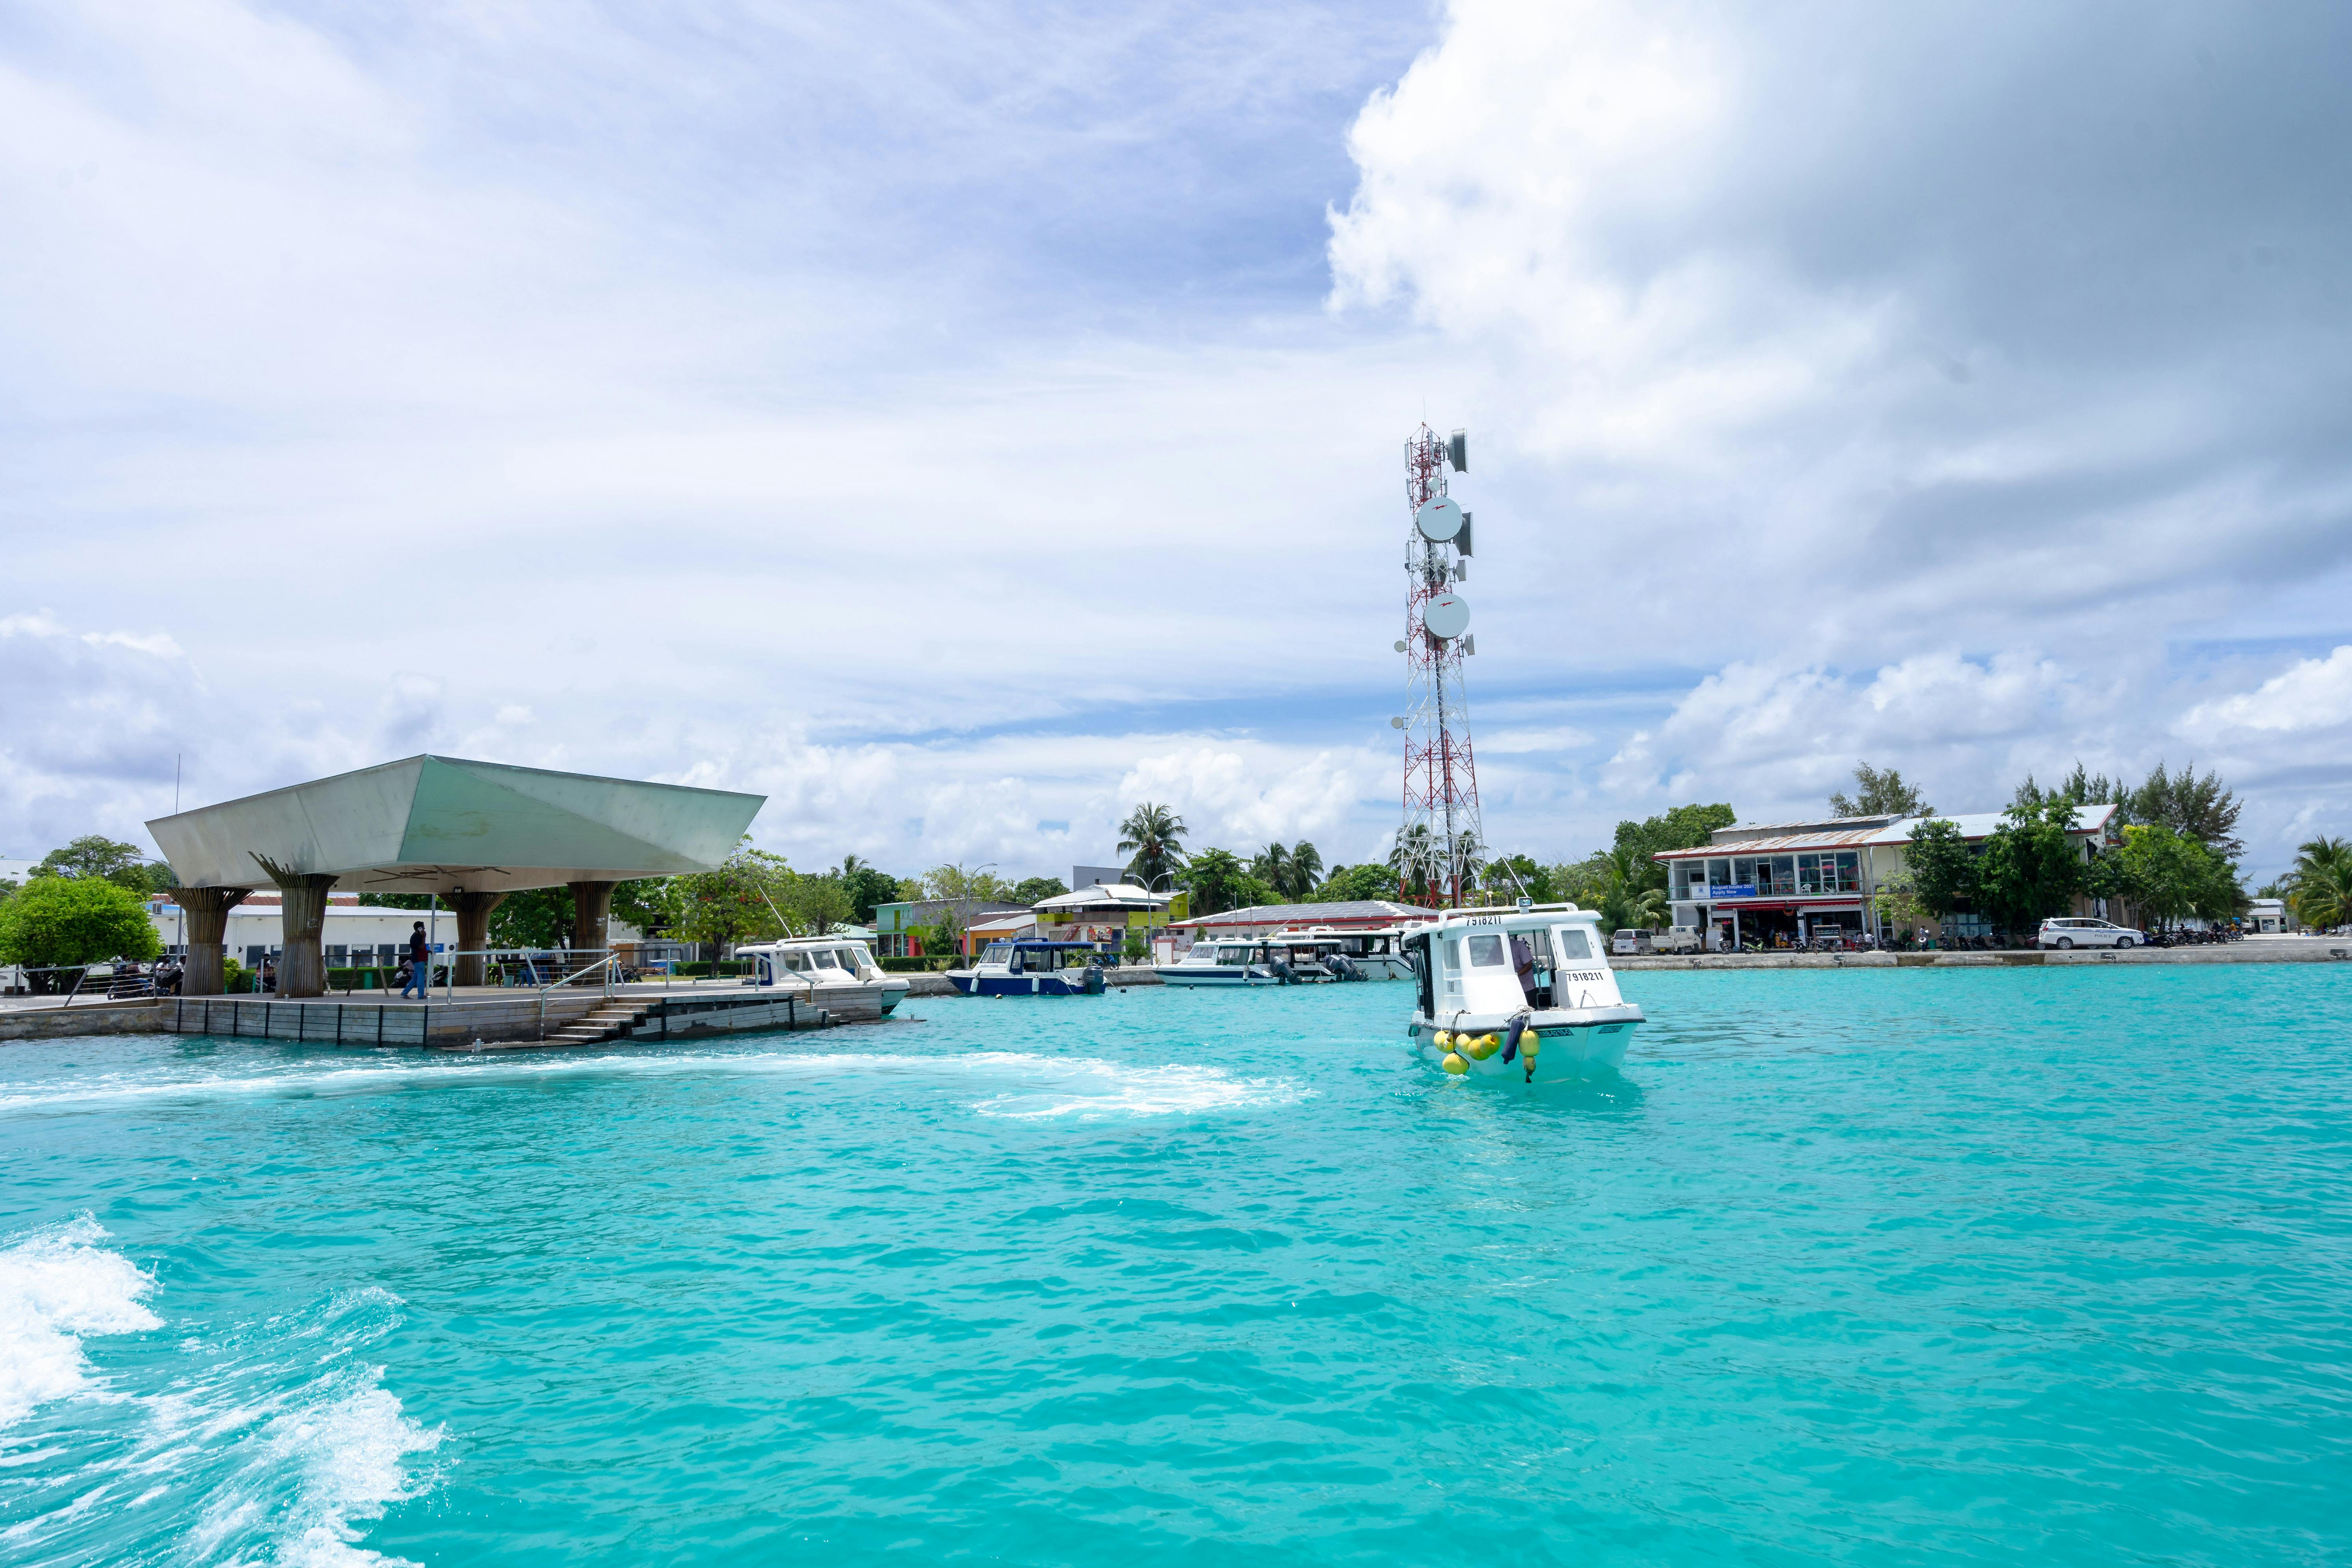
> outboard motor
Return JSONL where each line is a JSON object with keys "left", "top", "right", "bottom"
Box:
{"left": 1327, "top": 955, "right": 1362, "bottom": 981}
{"left": 1270, "top": 960, "right": 1297, "bottom": 985}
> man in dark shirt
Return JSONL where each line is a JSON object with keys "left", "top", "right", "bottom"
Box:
{"left": 400, "top": 921, "right": 431, "bottom": 999}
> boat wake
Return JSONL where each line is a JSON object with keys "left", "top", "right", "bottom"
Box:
{"left": 0, "top": 1048, "right": 1304, "bottom": 1125}
{"left": 0, "top": 1221, "right": 441, "bottom": 1566}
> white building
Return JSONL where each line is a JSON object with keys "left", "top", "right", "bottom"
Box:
{"left": 1656, "top": 806, "right": 2124, "bottom": 947}
{"left": 2248, "top": 897, "right": 2290, "bottom": 934}
{"left": 147, "top": 893, "right": 460, "bottom": 971}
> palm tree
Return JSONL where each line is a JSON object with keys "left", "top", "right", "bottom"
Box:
{"left": 2289, "top": 835, "right": 2352, "bottom": 930}
{"left": 1387, "top": 825, "right": 1435, "bottom": 904}
{"left": 1287, "top": 841, "right": 1324, "bottom": 897}
{"left": 1252, "top": 842, "right": 1293, "bottom": 898}
{"left": 1117, "top": 803, "right": 1188, "bottom": 890}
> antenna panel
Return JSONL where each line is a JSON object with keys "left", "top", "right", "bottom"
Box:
{"left": 1448, "top": 430, "right": 1468, "bottom": 472}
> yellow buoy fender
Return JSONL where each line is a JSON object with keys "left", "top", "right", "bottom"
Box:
{"left": 1521, "top": 1035, "right": 1540, "bottom": 1057}
{"left": 1467, "top": 1034, "right": 1498, "bottom": 1060}
{"left": 1432, "top": 1030, "right": 1452, "bottom": 1050}
{"left": 1440, "top": 1052, "right": 1468, "bottom": 1074}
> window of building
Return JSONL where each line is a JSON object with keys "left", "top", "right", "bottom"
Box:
{"left": 1797, "top": 854, "right": 1822, "bottom": 894}
{"left": 1732, "top": 857, "right": 1755, "bottom": 889}
{"left": 1708, "top": 859, "right": 1731, "bottom": 888}
{"left": 1834, "top": 852, "right": 1860, "bottom": 892}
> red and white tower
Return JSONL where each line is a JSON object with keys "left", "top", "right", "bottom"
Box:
{"left": 1395, "top": 424, "right": 1484, "bottom": 907}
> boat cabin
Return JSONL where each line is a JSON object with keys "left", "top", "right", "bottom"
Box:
{"left": 1402, "top": 906, "right": 1620, "bottom": 1019}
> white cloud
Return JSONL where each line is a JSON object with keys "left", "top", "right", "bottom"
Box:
{"left": 2178, "top": 646, "right": 2352, "bottom": 738}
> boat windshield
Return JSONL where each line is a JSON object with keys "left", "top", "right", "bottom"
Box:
{"left": 1553, "top": 925, "right": 1597, "bottom": 961}
{"left": 813, "top": 949, "right": 840, "bottom": 969}
{"left": 1464, "top": 932, "right": 1509, "bottom": 967}
{"left": 979, "top": 943, "right": 1012, "bottom": 964}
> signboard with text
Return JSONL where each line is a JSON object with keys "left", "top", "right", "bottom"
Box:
{"left": 1708, "top": 885, "right": 1757, "bottom": 899}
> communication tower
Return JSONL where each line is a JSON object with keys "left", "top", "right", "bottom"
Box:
{"left": 1392, "top": 424, "right": 1484, "bottom": 907}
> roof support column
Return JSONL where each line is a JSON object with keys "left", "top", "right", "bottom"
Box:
{"left": 447, "top": 891, "right": 508, "bottom": 988}
{"left": 569, "top": 880, "right": 617, "bottom": 965}
{"left": 252, "top": 857, "right": 336, "bottom": 998}
{"left": 169, "top": 886, "right": 249, "bottom": 996}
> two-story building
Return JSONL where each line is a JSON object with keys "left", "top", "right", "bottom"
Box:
{"left": 1654, "top": 805, "right": 2124, "bottom": 948}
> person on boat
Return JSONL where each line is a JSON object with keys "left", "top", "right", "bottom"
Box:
{"left": 1511, "top": 934, "right": 1540, "bottom": 1002}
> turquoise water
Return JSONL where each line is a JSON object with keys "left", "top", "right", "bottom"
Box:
{"left": 4, "top": 967, "right": 2350, "bottom": 1565}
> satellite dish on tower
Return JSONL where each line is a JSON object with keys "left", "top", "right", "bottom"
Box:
{"left": 1423, "top": 591, "right": 1470, "bottom": 640}
{"left": 1415, "top": 497, "right": 1463, "bottom": 541}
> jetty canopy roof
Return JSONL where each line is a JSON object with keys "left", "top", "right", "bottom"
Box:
{"left": 147, "top": 754, "right": 764, "bottom": 894}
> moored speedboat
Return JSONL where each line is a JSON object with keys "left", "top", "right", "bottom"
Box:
{"left": 1403, "top": 903, "right": 1643, "bottom": 1080}
{"left": 1154, "top": 938, "right": 1278, "bottom": 987}
{"left": 948, "top": 940, "right": 1108, "bottom": 997}
{"left": 734, "top": 935, "right": 911, "bottom": 1016}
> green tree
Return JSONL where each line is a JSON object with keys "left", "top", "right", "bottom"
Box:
{"left": 356, "top": 891, "right": 437, "bottom": 910}
{"left": 1117, "top": 804, "right": 1188, "bottom": 889}
{"left": 1613, "top": 804, "right": 1737, "bottom": 862}
{"left": 612, "top": 877, "right": 683, "bottom": 938}
{"left": 0, "top": 877, "right": 18, "bottom": 909}
{"left": 1250, "top": 841, "right": 1325, "bottom": 901}
{"left": 1309, "top": 864, "right": 1398, "bottom": 904}
{"left": 1828, "top": 764, "right": 1932, "bottom": 819}
{"left": 1486, "top": 854, "right": 1554, "bottom": 902}
{"left": 1872, "top": 868, "right": 1928, "bottom": 937}
{"left": 2101, "top": 823, "right": 2241, "bottom": 932}
{"left": 1177, "top": 848, "right": 1274, "bottom": 915}
{"left": 922, "top": 863, "right": 1013, "bottom": 903}
{"left": 0, "top": 875, "right": 162, "bottom": 987}
{"left": 1904, "top": 818, "right": 1976, "bottom": 919}
{"left": 2128, "top": 761, "right": 2243, "bottom": 861}
{"left": 782, "top": 872, "right": 854, "bottom": 934}
{"left": 2283, "top": 836, "right": 2350, "bottom": 930}
{"left": 33, "top": 835, "right": 172, "bottom": 894}
{"left": 674, "top": 842, "right": 792, "bottom": 952}
{"left": 839, "top": 857, "right": 911, "bottom": 924}
{"left": 1972, "top": 801, "right": 2086, "bottom": 933}
{"left": 1011, "top": 876, "right": 1068, "bottom": 906}
{"left": 490, "top": 887, "right": 576, "bottom": 949}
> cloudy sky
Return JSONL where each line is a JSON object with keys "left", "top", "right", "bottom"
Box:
{"left": 5, "top": 0, "right": 2348, "bottom": 885}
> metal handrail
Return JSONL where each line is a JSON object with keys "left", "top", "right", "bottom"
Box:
{"left": 535, "top": 952, "right": 619, "bottom": 1041}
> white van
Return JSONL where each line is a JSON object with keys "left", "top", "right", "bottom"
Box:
{"left": 1609, "top": 928, "right": 1656, "bottom": 956}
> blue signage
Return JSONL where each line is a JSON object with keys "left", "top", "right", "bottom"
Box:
{"left": 1708, "top": 884, "right": 1757, "bottom": 899}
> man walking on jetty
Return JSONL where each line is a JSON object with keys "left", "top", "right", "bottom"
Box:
{"left": 400, "top": 921, "right": 431, "bottom": 999}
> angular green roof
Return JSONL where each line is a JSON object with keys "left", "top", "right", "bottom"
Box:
{"left": 147, "top": 755, "right": 763, "bottom": 893}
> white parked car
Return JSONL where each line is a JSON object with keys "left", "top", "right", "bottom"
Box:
{"left": 2037, "top": 917, "right": 2146, "bottom": 950}
{"left": 1610, "top": 928, "right": 1656, "bottom": 956}
{"left": 1656, "top": 926, "right": 1705, "bottom": 953}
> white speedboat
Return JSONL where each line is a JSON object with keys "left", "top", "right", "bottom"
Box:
{"left": 735, "top": 935, "right": 911, "bottom": 1016}
{"left": 947, "top": 941, "right": 1108, "bottom": 997}
{"left": 1403, "top": 903, "right": 1643, "bottom": 1081}
{"left": 1154, "top": 938, "right": 1280, "bottom": 987}
{"left": 1263, "top": 925, "right": 1418, "bottom": 980}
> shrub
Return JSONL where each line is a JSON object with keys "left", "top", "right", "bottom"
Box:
{"left": 0, "top": 875, "right": 161, "bottom": 972}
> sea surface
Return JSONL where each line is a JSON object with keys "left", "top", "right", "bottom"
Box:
{"left": 3, "top": 967, "right": 2349, "bottom": 1565}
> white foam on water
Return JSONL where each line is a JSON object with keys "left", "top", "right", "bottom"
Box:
{"left": 247, "top": 1382, "right": 441, "bottom": 1568}
{"left": 0, "top": 1046, "right": 1304, "bottom": 1124}
{"left": 962, "top": 1055, "right": 1306, "bottom": 1120}
{"left": 2, "top": 1236, "right": 440, "bottom": 1567}
{"left": 0, "top": 1216, "right": 161, "bottom": 1429}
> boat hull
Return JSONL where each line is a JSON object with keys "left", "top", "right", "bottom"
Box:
{"left": 1153, "top": 966, "right": 1277, "bottom": 987}
{"left": 1409, "top": 1004, "right": 1643, "bottom": 1080}
{"left": 947, "top": 972, "right": 1098, "bottom": 997}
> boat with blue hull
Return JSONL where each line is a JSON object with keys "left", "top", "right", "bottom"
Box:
{"left": 1403, "top": 903, "right": 1644, "bottom": 1080}
{"left": 947, "top": 941, "right": 1109, "bottom": 997}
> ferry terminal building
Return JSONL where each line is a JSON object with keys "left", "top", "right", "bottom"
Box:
{"left": 1653, "top": 805, "right": 2124, "bottom": 947}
